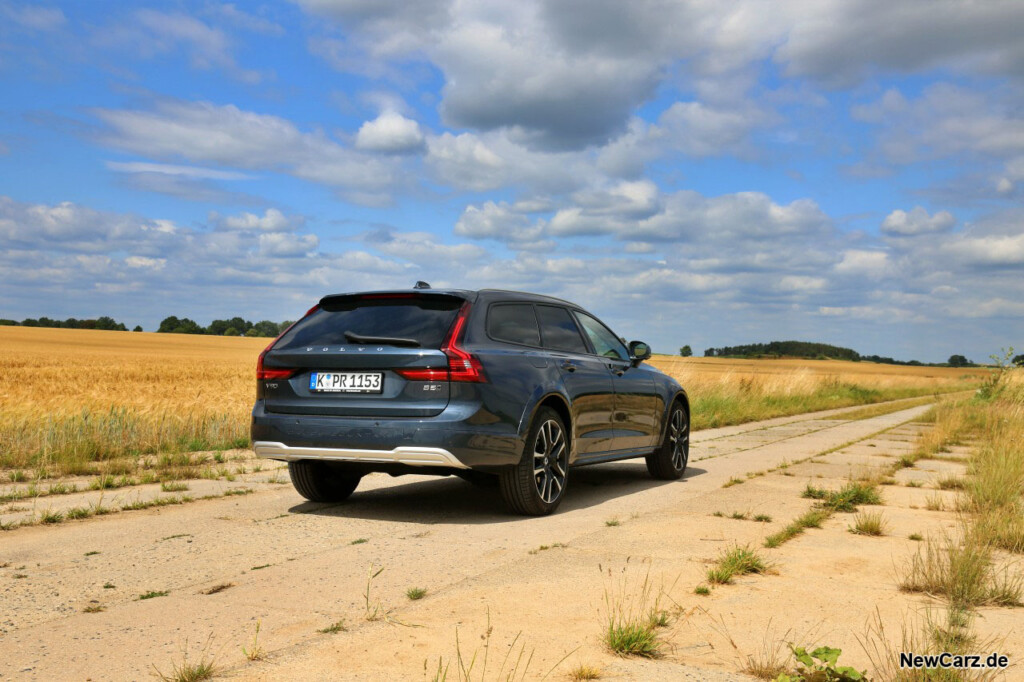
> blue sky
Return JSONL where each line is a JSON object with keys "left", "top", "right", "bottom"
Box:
{"left": 1, "top": 1, "right": 1022, "bottom": 362}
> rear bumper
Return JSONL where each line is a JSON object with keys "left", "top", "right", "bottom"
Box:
{"left": 253, "top": 441, "right": 468, "bottom": 469}
{"left": 250, "top": 401, "right": 522, "bottom": 472}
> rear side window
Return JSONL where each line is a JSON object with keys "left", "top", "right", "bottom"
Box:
{"left": 487, "top": 303, "right": 541, "bottom": 347}
{"left": 275, "top": 296, "right": 463, "bottom": 349}
{"left": 536, "top": 305, "right": 588, "bottom": 354}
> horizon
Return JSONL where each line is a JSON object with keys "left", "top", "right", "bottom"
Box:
{"left": 2, "top": 1, "right": 1022, "bottom": 365}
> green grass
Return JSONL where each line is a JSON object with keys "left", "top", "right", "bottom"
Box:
{"left": 899, "top": 534, "right": 1023, "bottom": 609}
{"left": 406, "top": 586, "right": 427, "bottom": 600}
{"left": 318, "top": 620, "right": 347, "bottom": 634}
{"left": 138, "top": 590, "right": 169, "bottom": 600}
{"left": 160, "top": 481, "right": 190, "bottom": 493}
{"left": 350, "top": 538, "right": 368, "bottom": 545}
{"left": 151, "top": 652, "right": 217, "bottom": 682}
{"left": 722, "top": 477, "right": 744, "bottom": 488}
{"left": 694, "top": 585, "right": 710, "bottom": 596}
{"left": 604, "top": 517, "right": 620, "bottom": 527}
{"left": 66, "top": 507, "right": 92, "bottom": 520}
{"left": 764, "top": 508, "right": 831, "bottom": 548}
{"left": 39, "top": 508, "right": 64, "bottom": 524}
{"left": 605, "top": 620, "right": 661, "bottom": 658}
{"left": 849, "top": 511, "right": 888, "bottom": 536}
{"left": 689, "top": 380, "right": 970, "bottom": 431}
{"left": 706, "top": 545, "right": 770, "bottom": 585}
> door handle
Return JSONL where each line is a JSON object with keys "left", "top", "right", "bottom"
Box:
{"left": 608, "top": 364, "right": 625, "bottom": 376}
{"left": 560, "top": 360, "right": 577, "bottom": 372}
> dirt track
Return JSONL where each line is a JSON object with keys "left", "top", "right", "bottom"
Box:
{"left": 2, "top": 400, "right": 1018, "bottom": 681}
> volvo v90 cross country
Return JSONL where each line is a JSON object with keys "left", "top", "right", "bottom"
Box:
{"left": 251, "top": 287, "right": 689, "bottom": 515}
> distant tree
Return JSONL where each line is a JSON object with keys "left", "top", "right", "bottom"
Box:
{"left": 279, "top": 321, "right": 294, "bottom": 334}
{"left": 133, "top": 325, "right": 143, "bottom": 332}
{"left": 1013, "top": 354, "right": 1024, "bottom": 367}
{"left": 207, "top": 319, "right": 231, "bottom": 336}
{"left": 21, "top": 318, "right": 38, "bottom": 327}
{"left": 679, "top": 345, "right": 693, "bottom": 357}
{"left": 228, "top": 317, "right": 252, "bottom": 334}
{"left": 94, "top": 316, "right": 121, "bottom": 331}
{"left": 158, "top": 316, "right": 203, "bottom": 334}
{"left": 158, "top": 316, "right": 181, "bottom": 333}
{"left": 947, "top": 354, "right": 971, "bottom": 367}
{"left": 252, "top": 320, "right": 280, "bottom": 337}
{"left": 0, "top": 319, "right": 17, "bottom": 326}
{"left": 224, "top": 327, "right": 240, "bottom": 336}
{"left": 704, "top": 347, "right": 717, "bottom": 357}
{"left": 244, "top": 328, "right": 260, "bottom": 337}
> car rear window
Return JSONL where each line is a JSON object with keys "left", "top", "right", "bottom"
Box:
{"left": 275, "top": 296, "right": 463, "bottom": 350}
{"left": 487, "top": 303, "right": 541, "bottom": 346}
{"left": 536, "top": 305, "right": 588, "bottom": 354}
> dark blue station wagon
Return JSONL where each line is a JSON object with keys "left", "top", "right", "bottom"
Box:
{"left": 252, "top": 287, "right": 689, "bottom": 515}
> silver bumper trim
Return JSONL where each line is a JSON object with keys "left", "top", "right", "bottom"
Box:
{"left": 252, "top": 441, "right": 469, "bottom": 469}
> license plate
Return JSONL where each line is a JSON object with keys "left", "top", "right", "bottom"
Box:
{"left": 309, "top": 371, "right": 383, "bottom": 393}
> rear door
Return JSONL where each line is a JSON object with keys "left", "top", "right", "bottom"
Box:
{"left": 261, "top": 293, "right": 465, "bottom": 418}
{"left": 535, "top": 305, "right": 616, "bottom": 457}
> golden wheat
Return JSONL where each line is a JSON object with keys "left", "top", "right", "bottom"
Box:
{"left": 0, "top": 327, "right": 982, "bottom": 475}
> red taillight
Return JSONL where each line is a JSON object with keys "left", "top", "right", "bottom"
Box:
{"left": 255, "top": 304, "right": 317, "bottom": 381}
{"left": 442, "top": 304, "right": 486, "bottom": 383}
{"left": 256, "top": 348, "right": 295, "bottom": 380}
{"left": 394, "top": 367, "right": 449, "bottom": 381}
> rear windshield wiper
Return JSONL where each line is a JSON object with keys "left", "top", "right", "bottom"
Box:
{"left": 343, "top": 331, "right": 421, "bottom": 348}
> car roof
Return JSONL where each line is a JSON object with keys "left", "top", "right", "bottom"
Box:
{"left": 318, "top": 288, "right": 579, "bottom": 308}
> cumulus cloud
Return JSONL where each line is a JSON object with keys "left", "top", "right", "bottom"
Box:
{"left": 216, "top": 208, "right": 300, "bottom": 232}
{"left": 93, "top": 99, "right": 400, "bottom": 204}
{"left": 881, "top": 207, "right": 956, "bottom": 236}
{"left": 775, "top": 0, "right": 1024, "bottom": 84}
{"left": 355, "top": 111, "right": 425, "bottom": 153}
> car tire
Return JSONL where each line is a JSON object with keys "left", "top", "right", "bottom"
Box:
{"left": 500, "top": 407, "right": 569, "bottom": 516}
{"left": 646, "top": 401, "right": 689, "bottom": 480}
{"left": 288, "top": 460, "right": 362, "bottom": 502}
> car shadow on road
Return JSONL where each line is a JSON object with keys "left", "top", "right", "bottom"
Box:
{"left": 289, "top": 462, "right": 707, "bottom": 525}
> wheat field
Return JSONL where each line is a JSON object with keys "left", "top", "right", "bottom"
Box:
{"left": 0, "top": 326, "right": 985, "bottom": 477}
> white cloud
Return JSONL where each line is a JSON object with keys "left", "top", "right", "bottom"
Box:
{"left": 94, "top": 99, "right": 400, "bottom": 204}
{"left": 218, "top": 208, "right": 298, "bottom": 232}
{"left": 881, "top": 207, "right": 956, "bottom": 236}
{"left": 258, "top": 232, "right": 319, "bottom": 258}
{"left": 106, "top": 161, "right": 251, "bottom": 180}
{"left": 355, "top": 111, "right": 425, "bottom": 153}
{"left": 834, "top": 250, "right": 893, "bottom": 278}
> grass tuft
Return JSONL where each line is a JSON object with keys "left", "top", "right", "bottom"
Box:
{"left": 849, "top": 511, "right": 888, "bottom": 536}
{"left": 406, "top": 586, "right": 427, "bottom": 600}
{"left": 706, "top": 545, "right": 770, "bottom": 585}
{"left": 318, "top": 620, "right": 347, "bottom": 634}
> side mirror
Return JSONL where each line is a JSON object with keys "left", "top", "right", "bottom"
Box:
{"left": 629, "top": 340, "right": 651, "bottom": 366}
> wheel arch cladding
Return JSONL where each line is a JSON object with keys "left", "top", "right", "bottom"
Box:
{"left": 525, "top": 394, "right": 572, "bottom": 448}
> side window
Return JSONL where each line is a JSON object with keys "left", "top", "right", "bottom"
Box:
{"left": 575, "top": 311, "right": 629, "bottom": 361}
{"left": 486, "top": 303, "right": 541, "bottom": 347}
{"left": 536, "top": 305, "right": 588, "bottom": 354}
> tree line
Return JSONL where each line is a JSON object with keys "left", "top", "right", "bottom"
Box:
{"left": 690, "top": 340, "right": 1005, "bottom": 368}
{"left": 156, "top": 316, "right": 292, "bottom": 337}
{"left": 0, "top": 316, "right": 138, "bottom": 332}
{"left": 0, "top": 315, "right": 293, "bottom": 337}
